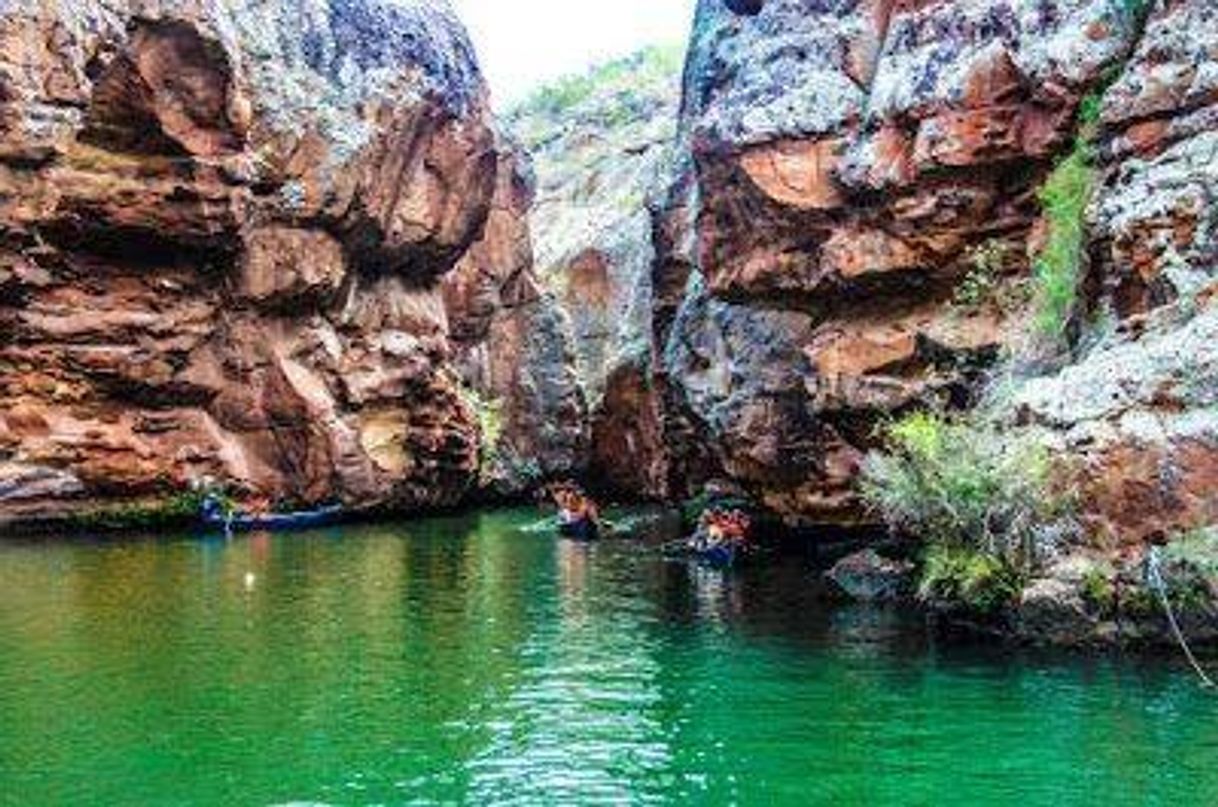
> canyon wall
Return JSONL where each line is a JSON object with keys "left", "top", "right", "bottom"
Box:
{"left": 657, "top": 0, "right": 1217, "bottom": 537}
{"left": 505, "top": 48, "right": 686, "bottom": 498}
{"left": 1011, "top": 0, "right": 1218, "bottom": 544}
{"left": 3, "top": 0, "right": 1214, "bottom": 539}
{"left": 442, "top": 144, "right": 587, "bottom": 497}
{"left": 0, "top": 0, "right": 572, "bottom": 525}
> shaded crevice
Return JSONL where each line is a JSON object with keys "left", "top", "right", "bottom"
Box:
{"left": 724, "top": 0, "right": 764, "bottom": 16}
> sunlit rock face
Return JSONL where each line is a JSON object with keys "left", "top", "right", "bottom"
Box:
{"left": 662, "top": 0, "right": 1213, "bottom": 528}
{"left": 0, "top": 0, "right": 515, "bottom": 523}
{"left": 505, "top": 47, "right": 687, "bottom": 498}
{"left": 442, "top": 146, "right": 588, "bottom": 496}
{"left": 966, "top": 1, "right": 1218, "bottom": 549}
{"left": 1090, "top": 1, "right": 1218, "bottom": 319}
{"left": 1020, "top": 0, "right": 1218, "bottom": 545}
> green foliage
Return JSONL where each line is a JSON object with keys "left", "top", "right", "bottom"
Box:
{"left": 952, "top": 240, "right": 1030, "bottom": 315}
{"left": 1032, "top": 138, "right": 1096, "bottom": 339}
{"left": 1163, "top": 527, "right": 1218, "bottom": 574}
{"left": 919, "top": 545, "right": 1024, "bottom": 614}
{"left": 511, "top": 44, "right": 684, "bottom": 120}
{"left": 862, "top": 412, "right": 1076, "bottom": 612}
{"left": 1081, "top": 568, "right": 1116, "bottom": 612}
{"left": 66, "top": 489, "right": 208, "bottom": 531}
{"left": 1159, "top": 528, "right": 1218, "bottom": 610}
{"left": 459, "top": 385, "right": 505, "bottom": 480}
{"left": 1076, "top": 91, "right": 1105, "bottom": 136}
{"left": 1079, "top": 566, "right": 1161, "bottom": 618}
{"left": 1028, "top": 82, "right": 1115, "bottom": 342}
{"left": 1077, "top": 529, "right": 1218, "bottom": 620}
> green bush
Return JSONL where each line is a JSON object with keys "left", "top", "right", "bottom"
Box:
{"left": 511, "top": 44, "right": 684, "bottom": 119}
{"left": 862, "top": 412, "right": 1075, "bottom": 612}
{"left": 1158, "top": 528, "right": 1218, "bottom": 610}
{"left": 952, "top": 239, "right": 1031, "bottom": 315}
{"left": 919, "top": 545, "right": 1024, "bottom": 614}
{"left": 66, "top": 489, "right": 208, "bottom": 531}
{"left": 1081, "top": 567, "right": 1116, "bottom": 612}
{"left": 1162, "top": 528, "right": 1218, "bottom": 573}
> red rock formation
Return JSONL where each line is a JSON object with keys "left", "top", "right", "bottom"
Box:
{"left": 1004, "top": 0, "right": 1218, "bottom": 545}
{"left": 0, "top": 1, "right": 510, "bottom": 525}
{"left": 664, "top": 0, "right": 1147, "bottom": 525}
{"left": 443, "top": 146, "right": 588, "bottom": 495}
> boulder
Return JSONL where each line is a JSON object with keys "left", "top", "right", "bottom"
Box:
{"left": 826, "top": 549, "right": 916, "bottom": 603}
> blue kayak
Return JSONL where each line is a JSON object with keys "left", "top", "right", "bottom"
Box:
{"left": 201, "top": 497, "right": 343, "bottom": 532}
{"left": 558, "top": 517, "right": 599, "bottom": 541}
{"left": 698, "top": 544, "right": 738, "bottom": 567}
{"left": 664, "top": 540, "right": 743, "bottom": 568}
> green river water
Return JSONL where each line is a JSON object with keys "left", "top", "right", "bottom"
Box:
{"left": 1, "top": 507, "right": 1216, "bottom": 805}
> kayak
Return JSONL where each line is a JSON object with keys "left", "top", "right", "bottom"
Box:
{"left": 201, "top": 498, "right": 343, "bottom": 532}
{"left": 557, "top": 516, "right": 599, "bottom": 541}
{"left": 697, "top": 543, "right": 738, "bottom": 567}
{"left": 663, "top": 539, "right": 749, "bottom": 568}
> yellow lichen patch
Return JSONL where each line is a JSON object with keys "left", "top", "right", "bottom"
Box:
{"left": 359, "top": 409, "right": 412, "bottom": 474}
{"left": 62, "top": 142, "right": 183, "bottom": 178}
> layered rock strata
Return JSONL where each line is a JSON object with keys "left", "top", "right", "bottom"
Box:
{"left": 662, "top": 0, "right": 1161, "bottom": 525}
{"left": 0, "top": 0, "right": 523, "bottom": 524}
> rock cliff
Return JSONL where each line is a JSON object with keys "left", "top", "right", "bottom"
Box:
{"left": 659, "top": 0, "right": 1216, "bottom": 536}
{"left": 1012, "top": 0, "right": 1218, "bottom": 545}
{"left": 504, "top": 47, "right": 686, "bottom": 498}
{"left": 3, "top": 0, "right": 1215, "bottom": 551}
{"left": 0, "top": 0, "right": 534, "bottom": 524}
{"left": 442, "top": 144, "right": 587, "bottom": 497}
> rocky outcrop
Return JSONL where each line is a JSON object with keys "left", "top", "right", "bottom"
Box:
{"left": 660, "top": 0, "right": 1154, "bottom": 525}
{"left": 992, "top": 0, "right": 1218, "bottom": 547}
{"left": 654, "top": 0, "right": 1218, "bottom": 644}
{"left": 506, "top": 47, "right": 686, "bottom": 498}
{"left": 1008, "top": 293, "right": 1218, "bottom": 545}
{"left": 1090, "top": 0, "right": 1218, "bottom": 319}
{"left": 443, "top": 146, "right": 587, "bottom": 496}
{"left": 0, "top": 0, "right": 522, "bottom": 525}
{"left": 826, "top": 549, "right": 915, "bottom": 603}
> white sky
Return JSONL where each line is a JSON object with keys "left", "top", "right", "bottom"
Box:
{"left": 451, "top": 0, "right": 696, "bottom": 106}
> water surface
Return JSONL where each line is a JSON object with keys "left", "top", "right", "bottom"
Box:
{"left": 1, "top": 508, "right": 1216, "bottom": 805}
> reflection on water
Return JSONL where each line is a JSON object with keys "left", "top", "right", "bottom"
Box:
{"left": 1, "top": 507, "right": 1217, "bottom": 805}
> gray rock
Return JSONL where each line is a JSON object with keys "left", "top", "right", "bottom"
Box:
{"left": 826, "top": 549, "right": 915, "bottom": 603}
{"left": 0, "top": 464, "right": 85, "bottom": 503}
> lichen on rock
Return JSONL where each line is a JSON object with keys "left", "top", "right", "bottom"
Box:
{"left": 0, "top": 0, "right": 517, "bottom": 526}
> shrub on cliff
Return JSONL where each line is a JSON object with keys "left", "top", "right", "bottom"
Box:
{"left": 952, "top": 239, "right": 1030, "bottom": 316}
{"left": 511, "top": 44, "right": 683, "bottom": 121}
{"left": 861, "top": 412, "right": 1077, "bottom": 612}
{"left": 1159, "top": 528, "right": 1218, "bottom": 610}
{"left": 1033, "top": 139, "right": 1096, "bottom": 340}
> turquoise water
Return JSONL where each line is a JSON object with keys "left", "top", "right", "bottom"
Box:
{"left": 1, "top": 507, "right": 1216, "bottom": 805}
